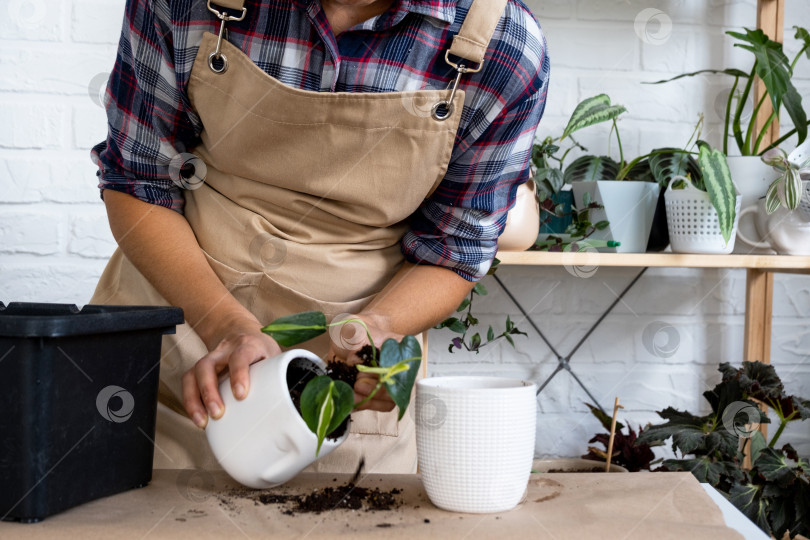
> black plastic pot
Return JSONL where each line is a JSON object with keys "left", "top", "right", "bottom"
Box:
{"left": 646, "top": 187, "right": 670, "bottom": 252}
{"left": 0, "top": 302, "right": 184, "bottom": 522}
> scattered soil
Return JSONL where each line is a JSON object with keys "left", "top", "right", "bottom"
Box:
{"left": 219, "top": 481, "right": 402, "bottom": 516}
{"left": 217, "top": 459, "right": 403, "bottom": 516}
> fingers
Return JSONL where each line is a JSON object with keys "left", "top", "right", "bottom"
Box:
{"left": 191, "top": 347, "right": 230, "bottom": 423}
{"left": 182, "top": 370, "right": 208, "bottom": 429}
{"left": 353, "top": 373, "right": 395, "bottom": 412}
{"left": 182, "top": 332, "right": 280, "bottom": 429}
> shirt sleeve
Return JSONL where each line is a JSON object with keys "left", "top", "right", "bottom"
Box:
{"left": 402, "top": 4, "right": 550, "bottom": 281}
{"left": 90, "top": 0, "right": 202, "bottom": 213}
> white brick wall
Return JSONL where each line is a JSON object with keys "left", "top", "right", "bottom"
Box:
{"left": 1, "top": 0, "right": 808, "bottom": 460}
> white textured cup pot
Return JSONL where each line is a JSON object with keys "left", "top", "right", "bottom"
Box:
{"left": 205, "top": 349, "right": 349, "bottom": 489}
{"left": 415, "top": 376, "right": 537, "bottom": 513}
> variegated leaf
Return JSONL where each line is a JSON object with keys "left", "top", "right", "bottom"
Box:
{"left": 562, "top": 94, "right": 627, "bottom": 141}
{"left": 697, "top": 144, "right": 737, "bottom": 244}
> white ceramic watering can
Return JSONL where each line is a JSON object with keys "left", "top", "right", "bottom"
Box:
{"left": 205, "top": 349, "right": 349, "bottom": 488}
{"left": 737, "top": 197, "right": 810, "bottom": 256}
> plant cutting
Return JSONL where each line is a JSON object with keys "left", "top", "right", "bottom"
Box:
{"left": 434, "top": 259, "right": 527, "bottom": 354}
{"left": 637, "top": 362, "right": 810, "bottom": 540}
{"left": 648, "top": 26, "right": 809, "bottom": 156}
{"left": 760, "top": 140, "right": 810, "bottom": 214}
{"left": 262, "top": 311, "right": 421, "bottom": 455}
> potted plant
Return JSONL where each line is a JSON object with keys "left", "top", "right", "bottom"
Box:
{"left": 649, "top": 26, "right": 809, "bottom": 232}
{"left": 561, "top": 95, "right": 731, "bottom": 253}
{"left": 760, "top": 140, "right": 810, "bottom": 215}
{"left": 205, "top": 311, "right": 421, "bottom": 489}
{"left": 637, "top": 362, "right": 810, "bottom": 540}
{"left": 664, "top": 141, "right": 741, "bottom": 254}
{"left": 531, "top": 136, "right": 575, "bottom": 239}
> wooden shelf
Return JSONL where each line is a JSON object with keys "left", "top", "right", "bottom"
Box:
{"left": 497, "top": 251, "right": 810, "bottom": 272}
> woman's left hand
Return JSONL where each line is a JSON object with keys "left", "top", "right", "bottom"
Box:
{"left": 326, "top": 313, "right": 402, "bottom": 413}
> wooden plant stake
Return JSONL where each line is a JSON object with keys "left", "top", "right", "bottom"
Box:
{"left": 604, "top": 397, "right": 624, "bottom": 473}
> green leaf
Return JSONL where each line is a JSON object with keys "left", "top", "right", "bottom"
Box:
{"left": 782, "top": 83, "right": 807, "bottom": 146}
{"left": 564, "top": 155, "right": 621, "bottom": 183}
{"left": 649, "top": 149, "right": 701, "bottom": 189}
{"left": 534, "top": 167, "right": 565, "bottom": 196}
{"left": 623, "top": 158, "right": 655, "bottom": 183}
{"left": 644, "top": 68, "right": 750, "bottom": 85}
{"left": 783, "top": 168, "right": 802, "bottom": 210}
{"left": 303, "top": 378, "right": 353, "bottom": 456}
{"left": 697, "top": 143, "right": 737, "bottom": 244}
{"left": 473, "top": 283, "right": 488, "bottom": 296}
{"left": 562, "top": 94, "right": 627, "bottom": 141}
{"left": 766, "top": 180, "right": 781, "bottom": 214}
{"left": 379, "top": 336, "right": 421, "bottom": 420}
{"left": 795, "top": 26, "right": 810, "bottom": 59}
{"left": 504, "top": 333, "right": 515, "bottom": 347}
{"left": 586, "top": 402, "right": 624, "bottom": 432}
{"left": 594, "top": 220, "right": 609, "bottom": 230}
{"left": 470, "top": 333, "right": 481, "bottom": 350}
{"left": 729, "top": 27, "right": 807, "bottom": 144}
{"left": 262, "top": 311, "right": 327, "bottom": 347}
{"left": 729, "top": 482, "right": 771, "bottom": 534}
{"left": 434, "top": 317, "right": 466, "bottom": 334}
{"left": 301, "top": 376, "right": 335, "bottom": 455}
{"left": 487, "top": 325, "right": 495, "bottom": 341}
{"left": 755, "top": 447, "right": 801, "bottom": 488}
{"left": 315, "top": 382, "right": 335, "bottom": 454}
{"left": 663, "top": 457, "right": 728, "bottom": 486}
{"left": 456, "top": 298, "right": 471, "bottom": 312}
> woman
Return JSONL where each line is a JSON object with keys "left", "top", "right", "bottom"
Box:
{"left": 91, "top": 0, "right": 549, "bottom": 473}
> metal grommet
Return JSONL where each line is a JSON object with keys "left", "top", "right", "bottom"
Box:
{"left": 431, "top": 100, "right": 454, "bottom": 121}
{"left": 208, "top": 52, "right": 228, "bottom": 74}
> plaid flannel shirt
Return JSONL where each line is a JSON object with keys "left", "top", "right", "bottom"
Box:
{"left": 91, "top": 0, "right": 550, "bottom": 280}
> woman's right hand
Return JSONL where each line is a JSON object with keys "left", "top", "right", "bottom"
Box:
{"left": 182, "top": 317, "right": 282, "bottom": 429}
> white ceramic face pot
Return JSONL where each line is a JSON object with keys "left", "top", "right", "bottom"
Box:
{"left": 205, "top": 349, "right": 349, "bottom": 489}
{"left": 415, "top": 376, "right": 537, "bottom": 513}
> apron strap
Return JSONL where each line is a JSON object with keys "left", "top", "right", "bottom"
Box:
{"left": 209, "top": 0, "right": 245, "bottom": 11}
{"left": 446, "top": 0, "right": 509, "bottom": 70}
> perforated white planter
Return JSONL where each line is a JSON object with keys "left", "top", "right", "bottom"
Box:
{"left": 665, "top": 176, "right": 742, "bottom": 254}
{"left": 415, "top": 376, "right": 536, "bottom": 513}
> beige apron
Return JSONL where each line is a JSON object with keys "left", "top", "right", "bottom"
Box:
{"left": 91, "top": 0, "right": 510, "bottom": 474}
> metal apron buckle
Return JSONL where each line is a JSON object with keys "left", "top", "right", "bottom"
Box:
{"left": 206, "top": 0, "right": 247, "bottom": 74}
{"left": 432, "top": 50, "right": 482, "bottom": 122}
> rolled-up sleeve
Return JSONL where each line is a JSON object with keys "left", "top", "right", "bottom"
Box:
{"left": 402, "top": 5, "right": 549, "bottom": 281}
{"left": 90, "top": 0, "right": 202, "bottom": 213}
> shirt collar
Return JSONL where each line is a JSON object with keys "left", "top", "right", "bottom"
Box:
{"left": 292, "top": 0, "right": 456, "bottom": 27}
{"left": 405, "top": 0, "right": 456, "bottom": 25}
